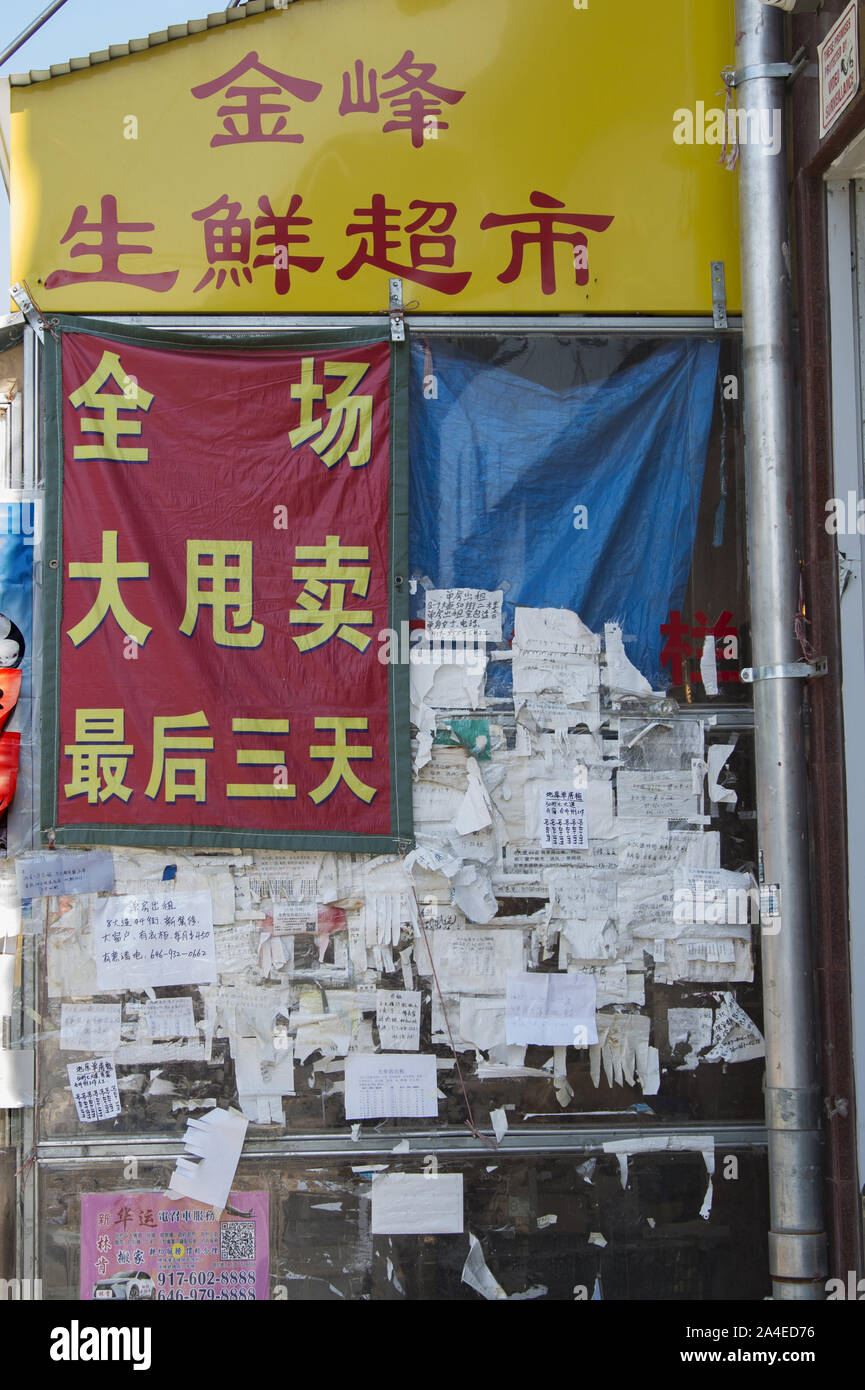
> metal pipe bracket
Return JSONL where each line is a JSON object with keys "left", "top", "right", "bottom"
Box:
{"left": 740, "top": 657, "right": 827, "bottom": 683}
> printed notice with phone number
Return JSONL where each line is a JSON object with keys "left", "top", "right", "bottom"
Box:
{"left": 80, "top": 1190, "right": 268, "bottom": 1300}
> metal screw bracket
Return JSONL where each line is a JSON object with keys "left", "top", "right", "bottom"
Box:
{"left": 10, "top": 281, "right": 46, "bottom": 343}
{"left": 711, "top": 262, "right": 728, "bottom": 330}
{"left": 740, "top": 656, "right": 828, "bottom": 683}
{"left": 389, "top": 277, "right": 405, "bottom": 342}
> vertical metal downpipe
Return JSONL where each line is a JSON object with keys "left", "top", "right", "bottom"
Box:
{"left": 735, "top": 0, "right": 826, "bottom": 1298}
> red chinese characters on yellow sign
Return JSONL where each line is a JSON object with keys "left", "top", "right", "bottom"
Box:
{"left": 53, "top": 331, "right": 397, "bottom": 845}
{"left": 44, "top": 187, "right": 613, "bottom": 300}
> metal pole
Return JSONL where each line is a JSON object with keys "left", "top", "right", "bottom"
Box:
{"left": 0, "top": 1147, "right": 15, "bottom": 1283}
{"left": 735, "top": 0, "right": 826, "bottom": 1298}
{"left": 0, "top": 0, "right": 69, "bottom": 70}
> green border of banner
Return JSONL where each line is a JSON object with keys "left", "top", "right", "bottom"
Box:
{"left": 41, "top": 316, "right": 413, "bottom": 853}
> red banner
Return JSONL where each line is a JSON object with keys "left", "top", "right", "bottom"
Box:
{"left": 54, "top": 331, "right": 398, "bottom": 845}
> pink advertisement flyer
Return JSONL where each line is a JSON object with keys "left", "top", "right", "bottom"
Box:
{"left": 80, "top": 1190, "right": 269, "bottom": 1301}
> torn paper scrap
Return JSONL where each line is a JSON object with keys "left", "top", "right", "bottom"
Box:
{"left": 451, "top": 863, "right": 499, "bottom": 924}
{"left": 419, "top": 652, "right": 487, "bottom": 711}
{"left": 60, "top": 1003, "right": 122, "bottom": 1052}
{"left": 143, "top": 996, "right": 197, "bottom": 1040}
{"left": 458, "top": 996, "right": 507, "bottom": 1053}
{"left": 233, "top": 1039, "right": 295, "bottom": 1124}
{"left": 68, "top": 1057, "right": 121, "bottom": 1122}
{"left": 700, "top": 635, "right": 719, "bottom": 697}
{"left": 376, "top": 990, "right": 421, "bottom": 1051}
{"left": 345, "top": 1052, "right": 438, "bottom": 1121}
{"left": 0, "top": 875, "right": 20, "bottom": 940}
{"left": 167, "top": 1107, "right": 248, "bottom": 1212}
{"left": 452, "top": 757, "right": 494, "bottom": 837}
{"left": 700, "top": 1149, "right": 716, "bottom": 1220}
{"left": 92, "top": 891, "right": 216, "bottom": 992}
{"left": 673, "top": 866, "right": 756, "bottom": 927}
{"left": 0, "top": 1048, "right": 34, "bottom": 1106}
{"left": 553, "top": 1053, "right": 574, "bottom": 1109}
{"left": 462, "top": 1232, "right": 507, "bottom": 1300}
{"left": 588, "top": 1231, "right": 607, "bottom": 1248}
{"left": 590, "top": 1013, "right": 657, "bottom": 1092}
{"left": 514, "top": 605, "right": 598, "bottom": 654}
{"left": 490, "top": 1106, "right": 508, "bottom": 1143}
{"left": 415, "top": 928, "right": 523, "bottom": 995}
{"left": 617, "top": 770, "right": 702, "bottom": 822}
{"left": 506, "top": 970, "right": 598, "bottom": 1047}
{"left": 371, "top": 1173, "right": 464, "bottom": 1234}
{"left": 603, "top": 623, "right": 662, "bottom": 699}
{"left": 707, "top": 744, "right": 738, "bottom": 806}
{"left": 667, "top": 1007, "right": 714, "bottom": 1068}
{"left": 16, "top": 849, "right": 114, "bottom": 899}
{"left": 603, "top": 1135, "right": 716, "bottom": 1219}
{"left": 0, "top": 953, "right": 12, "bottom": 1016}
{"left": 704, "top": 992, "right": 765, "bottom": 1063}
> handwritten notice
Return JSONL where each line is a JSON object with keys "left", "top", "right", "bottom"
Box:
{"left": 92, "top": 891, "right": 216, "bottom": 992}
{"left": 68, "top": 1057, "right": 121, "bottom": 1122}
{"left": 371, "top": 1173, "right": 464, "bottom": 1234}
{"left": 143, "top": 996, "right": 197, "bottom": 1039}
{"left": 60, "top": 1003, "right": 122, "bottom": 1052}
{"left": 16, "top": 849, "right": 114, "bottom": 899}
{"left": 506, "top": 971, "right": 598, "bottom": 1047}
{"left": 539, "top": 787, "right": 588, "bottom": 849}
{"left": 425, "top": 588, "right": 503, "bottom": 642}
{"left": 345, "top": 1053, "right": 438, "bottom": 1120}
{"left": 376, "top": 990, "right": 421, "bottom": 1051}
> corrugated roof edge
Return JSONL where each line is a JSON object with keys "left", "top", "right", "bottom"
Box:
{"left": 8, "top": 0, "right": 292, "bottom": 86}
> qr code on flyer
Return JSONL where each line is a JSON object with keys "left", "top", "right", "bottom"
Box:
{"left": 220, "top": 1220, "right": 256, "bottom": 1261}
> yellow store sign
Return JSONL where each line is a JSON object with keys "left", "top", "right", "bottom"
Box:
{"left": 9, "top": 0, "right": 741, "bottom": 314}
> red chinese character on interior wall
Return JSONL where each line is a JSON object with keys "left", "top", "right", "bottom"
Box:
{"left": 660, "top": 609, "right": 741, "bottom": 687}
{"left": 660, "top": 610, "right": 693, "bottom": 688}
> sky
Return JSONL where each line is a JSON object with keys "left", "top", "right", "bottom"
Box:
{"left": 0, "top": 0, "right": 215, "bottom": 293}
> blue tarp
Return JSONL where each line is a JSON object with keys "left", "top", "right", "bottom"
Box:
{"left": 409, "top": 337, "right": 720, "bottom": 688}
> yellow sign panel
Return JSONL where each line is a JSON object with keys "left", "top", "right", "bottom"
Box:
{"left": 10, "top": 0, "right": 741, "bottom": 314}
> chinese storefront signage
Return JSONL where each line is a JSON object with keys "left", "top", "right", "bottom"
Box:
{"left": 43, "top": 326, "right": 411, "bottom": 850}
{"left": 9, "top": 0, "right": 742, "bottom": 314}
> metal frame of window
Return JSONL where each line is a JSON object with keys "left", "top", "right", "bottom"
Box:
{"left": 10, "top": 311, "right": 761, "bottom": 1298}
{"left": 826, "top": 177, "right": 865, "bottom": 1195}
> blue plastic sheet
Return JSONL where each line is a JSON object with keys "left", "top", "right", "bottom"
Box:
{"left": 409, "top": 337, "right": 720, "bottom": 688}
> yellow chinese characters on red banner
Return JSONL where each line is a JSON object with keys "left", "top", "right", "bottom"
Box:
{"left": 45, "top": 328, "right": 408, "bottom": 850}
